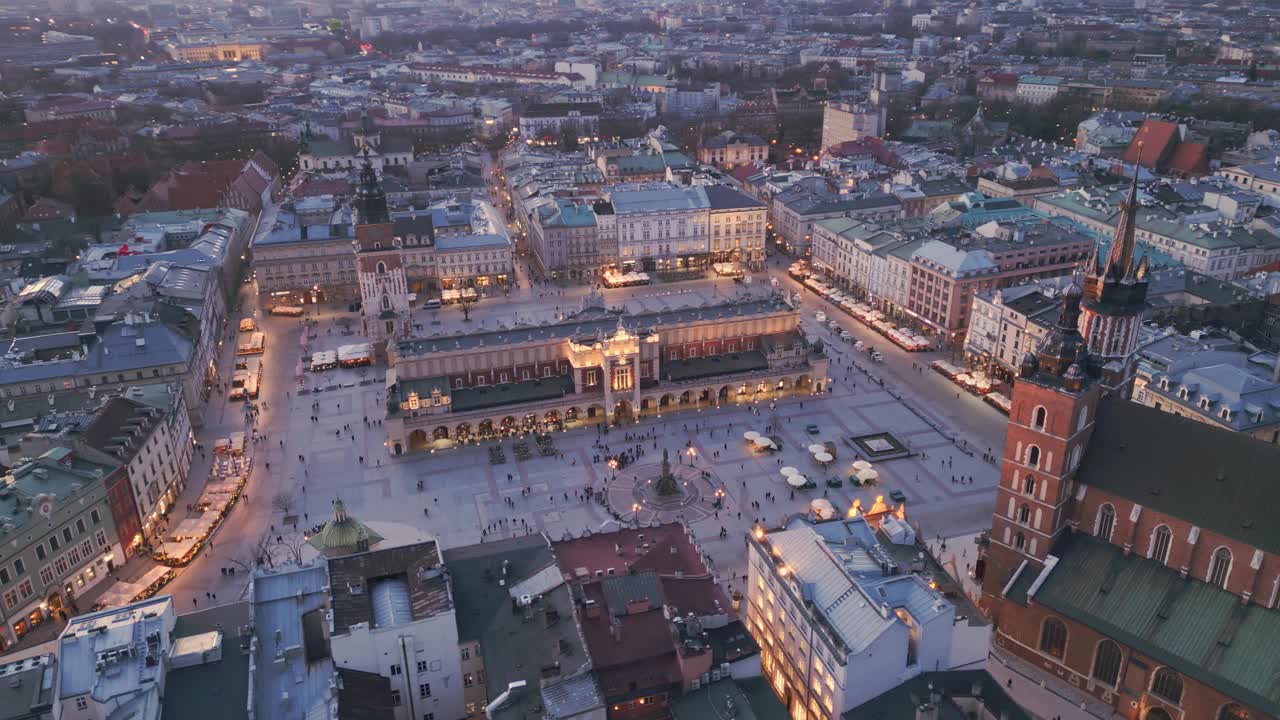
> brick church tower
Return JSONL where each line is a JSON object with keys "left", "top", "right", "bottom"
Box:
{"left": 1078, "top": 152, "right": 1149, "bottom": 397}
{"left": 352, "top": 153, "right": 410, "bottom": 356}
{"left": 980, "top": 283, "right": 1104, "bottom": 623}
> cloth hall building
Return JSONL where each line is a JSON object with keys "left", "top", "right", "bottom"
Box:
{"left": 383, "top": 295, "right": 828, "bottom": 454}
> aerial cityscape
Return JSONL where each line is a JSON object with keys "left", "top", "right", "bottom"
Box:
{"left": 0, "top": 0, "right": 1277, "bottom": 719}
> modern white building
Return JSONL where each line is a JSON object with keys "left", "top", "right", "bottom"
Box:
{"left": 327, "top": 542, "right": 465, "bottom": 720}
{"left": 745, "top": 516, "right": 954, "bottom": 719}
{"left": 56, "top": 596, "right": 177, "bottom": 720}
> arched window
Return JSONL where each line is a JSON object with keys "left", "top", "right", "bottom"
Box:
{"left": 1145, "top": 710, "right": 1173, "bottom": 720}
{"left": 1038, "top": 617, "right": 1067, "bottom": 659}
{"left": 1023, "top": 475, "right": 1036, "bottom": 496}
{"left": 1032, "top": 406, "right": 1047, "bottom": 430}
{"left": 1150, "top": 667, "right": 1183, "bottom": 705}
{"left": 1068, "top": 445, "right": 1082, "bottom": 472}
{"left": 1026, "top": 445, "right": 1041, "bottom": 468}
{"left": 1014, "top": 532, "right": 1026, "bottom": 551}
{"left": 1096, "top": 504, "right": 1116, "bottom": 541}
{"left": 380, "top": 294, "right": 391, "bottom": 311}
{"left": 1017, "top": 504, "right": 1031, "bottom": 524}
{"left": 376, "top": 261, "right": 387, "bottom": 275}
{"left": 1077, "top": 405, "right": 1089, "bottom": 432}
{"left": 1217, "top": 703, "right": 1250, "bottom": 720}
{"left": 1209, "top": 547, "right": 1232, "bottom": 588}
{"left": 1149, "top": 525, "right": 1172, "bottom": 565}
{"left": 1092, "top": 640, "right": 1122, "bottom": 686}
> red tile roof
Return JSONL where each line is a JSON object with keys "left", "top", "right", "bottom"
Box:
{"left": 554, "top": 523, "right": 707, "bottom": 580}
{"left": 1166, "top": 141, "right": 1209, "bottom": 177}
{"left": 1122, "top": 119, "right": 1179, "bottom": 168}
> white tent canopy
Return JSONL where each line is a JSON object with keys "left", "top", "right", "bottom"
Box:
{"left": 814, "top": 452, "right": 834, "bottom": 463}
{"left": 786, "top": 474, "right": 808, "bottom": 488}
{"left": 856, "top": 468, "right": 879, "bottom": 482}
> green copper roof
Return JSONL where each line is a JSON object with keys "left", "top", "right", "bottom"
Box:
{"left": 308, "top": 500, "right": 384, "bottom": 557}
{"left": 1036, "top": 533, "right": 1280, "bottom": 717}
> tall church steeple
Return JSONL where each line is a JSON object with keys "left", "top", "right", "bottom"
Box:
{"left": 353, "top": 150, "right": 388, "bottom": 226}
{"left": 1078, "top": 147, "right": 1149, "bottom": 396}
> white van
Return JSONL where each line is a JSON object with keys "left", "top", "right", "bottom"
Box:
{"left": 424, "top": 298, "right": 442, "bottom": 310}
{"left": 815, "top": 311, "right": 827, "bottom": 323}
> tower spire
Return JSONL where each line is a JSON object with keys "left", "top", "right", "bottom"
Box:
{"left": 354, "top": 147, "right": 388, "bottom": 225}
{"left": 1104, "top": 142, "right": 1142, "bottom": 282}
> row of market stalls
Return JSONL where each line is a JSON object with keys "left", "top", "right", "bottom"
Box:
{"left": 809, "top": 282, "right": 933, "bottom": 352}
{"left": 602, "top": 269, "right": 652, "bottom": 288}
{"left": 155, "top": 432, "right": 252, "bottom": 567}
{"left": 310, "top": 343, "right": 373, "bottom": 373}
{"left": 440, "top": 287, "right": 480, "bottom": 304}
{"left": 712, "top": 262, "right": 745, "bottom": 277}
{"left": 929, "top": 360, "right": 1009, "bottom": 413}
{"left": 92, "top": 566, "right": 175, "bottom": 611}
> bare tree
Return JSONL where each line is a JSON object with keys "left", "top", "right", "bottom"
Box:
{"left": 229, "top": 535, "right": 279, "bottom": 572}
{"left": 271, "top": 493, "right": 294, "bottom": 515}
{"left": 277, "top": 533, "right": 309, "bottom": 566}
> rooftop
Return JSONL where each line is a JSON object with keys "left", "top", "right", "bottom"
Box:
{"left": 842, "top": 670, "right": 1031, "bottom": 720}
{"left": 326, "top": 541, "right": 452, "bottom": 635}
{"left": 443, "top": 536, "right": 595, "bottom": 720}
{"left": 395, "top": 296, "right": 795, "bottom": 359}
{"left": 1076, "top": 396, "right": 1280, "bottom": 554}
{"left": 250, "top": 564, "right": 337, "bottom": 720}
{"left": 0, "top": 448, "right": 119, "bottom": 533}
{"left": 1034, "top": 532, "right": 1280, "bottom": 718}
{"left": 160, "top": 602, "right": 252, "bottom": 720}
{"left": 762, "top": 517, "right": 952, "bottom": 656}
{"left": 0, "top": 653, "right": 56, "bottom": 720}
{"left": 57, "top": 596, "right": 175, "bottom": 717}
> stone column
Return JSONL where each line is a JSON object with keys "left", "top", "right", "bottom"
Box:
{"left": 631, "top": 355, "right": 641, "bottom": 421}
{"left": 602, "top": 357, "right": 614, "bottom": 423}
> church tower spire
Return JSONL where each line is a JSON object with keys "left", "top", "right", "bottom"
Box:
{"left": 353, "top": 149, "right": 388, "bottom": 226}
{"left": 1078, "top": 146, "right": 1149, "bottom": 397}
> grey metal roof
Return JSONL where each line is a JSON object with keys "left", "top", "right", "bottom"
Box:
{"left": 541, "top": 672, "right": 605, "bottom": 720}
{"left": 1076, "top": 396, "right": 1280, "bottom": 554}
{"left": 602, "top": 572, "right": 666, "bottom": 616}
{"left": 396, "top": 296, "right": 794, "bottom": 358}
{"left": 767, "top": 518, "right": 952, "bottom": 655}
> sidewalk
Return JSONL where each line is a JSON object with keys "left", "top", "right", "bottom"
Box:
{"left": 987, "top": 649, "right": 1118, "bottom": 720}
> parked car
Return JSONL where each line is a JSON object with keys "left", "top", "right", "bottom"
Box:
{"left": 840, "top": 330, "right": 852, "bottom": 341}
{"left": 826, "top": 477, "right": 843, "bottom": 488}
{"left": 805, "top": 424, "right": 820, "bottom": 435}
{"left": 815, "top": 311, "right": 826, "bottom": 322}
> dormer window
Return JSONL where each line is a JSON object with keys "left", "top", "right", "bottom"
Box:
{"left": 1220, "top": 408, "right": 1232, "bottom": 421}
{"left": 1159, "top": 378, "right": 1170, "bottom": 391}
{"left": 407, "top": 392, "right": 420, "bottom": 410}
{"left": 1178, "top": 387, "right": 1189, "bottom": 400}
{"left": 1199, "top": 396, "right": 1212, "bottom": 411}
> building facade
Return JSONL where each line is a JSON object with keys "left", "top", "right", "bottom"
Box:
{"left": 353, "top": 160, "right": 412, "bottom": 353}
{"left": 385, "top": 296, "right": 828, "bottom": 454}
{"left": 820, "top": 101, "right": 887, "bottom": 151}
{"left": 0, "top": 448, "right": 126, "bottom": 650}
{"left": 80, "top": 392, "right": 193, "bottom": 548}
{"left": 327, "top": 542, "right": 466, "bottom": 720}
{"left": 746, "top": 515, "right": 954, "bottom": 720}
{"left": 698, "top": 131, "right": 769, "bottom": 169}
